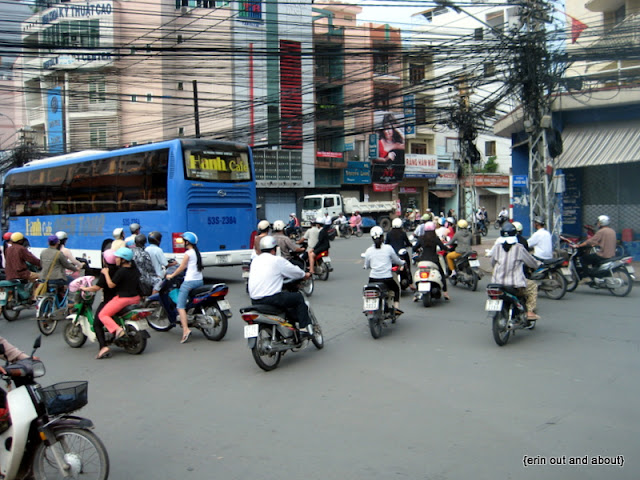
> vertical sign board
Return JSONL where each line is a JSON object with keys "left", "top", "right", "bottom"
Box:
{"left": 47, "top": 87, "right": 64, "bottom": 154}
{"left": 511, "top": 174, "right": 530, "bottom": 236}
{"left": 403, "top": 94, "right": 415, "bottom": 136}
{"left": 560, "top": 169, "right": 582, "bottom": 237}
{"left": 368, "top": 133, "right": 378, "bottom": 159}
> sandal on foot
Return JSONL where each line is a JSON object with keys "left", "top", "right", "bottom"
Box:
{"left": 181, "top": 331, "right": 192, "bottom": 344}
{"left": 96, "top": 349, "right": 112, "bottom": 360}
{"left": 114, "top": 329, "right": 126, "bottom": 340}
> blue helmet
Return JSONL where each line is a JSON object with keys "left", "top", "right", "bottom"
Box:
{"left": 114, "top": 247, "right": 134, "bottom": 262}
{"left": 182, "top": 232, "right": 198, "bottom": 245}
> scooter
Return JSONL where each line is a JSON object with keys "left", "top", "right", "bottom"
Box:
{"left": 362, "top": 281, "right": 397, "bottom": 339}
{"left": 413, "top": 258, "right": 445, "bottom": 307}
{"left": 240, "top": 280, "right": 324, "bottom": 371}
{"left": 449, "top": 250, "right": 482, "bottom": 291}
{"left": 63, "top": 290, "right": 153, "bottom": 354}
{"left": 529, "top": 257, "right": 568, "bottom": 300}
{"left": 0, "top": 336, "right": 110, "bottom": 480}
{"left": 0, "top": 279, "right": 36, "bottom": 321}
{"left": 485, "top": 283, "right": 535, "bottom": 346}
{"left": 144, "top": 275, "right": 232, "bottom": 341}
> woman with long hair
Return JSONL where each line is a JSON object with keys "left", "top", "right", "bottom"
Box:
{"left": 166, "top": 232, "right": 204, "bottom": 343}
{"left": 364, "top": 226, "right": 406, "bottom": 315}
{"left": 416, "top": 222, "right": 451, "bottom": 300}
{"left": 377, "top": 113, "right": 405, "bottom": 163}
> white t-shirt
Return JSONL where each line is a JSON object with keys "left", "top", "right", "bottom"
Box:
{"left": 528, "top": 228, "right": 553, "bottom": 260}
{"left": 184, "top": 249, "right": 204, "bottom": 281}
{"left": 248, "top": 252, "right": 305, "bottom": 299}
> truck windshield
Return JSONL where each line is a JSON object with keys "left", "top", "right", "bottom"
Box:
{"left": 303, "top": 198, "right": 321, "bottom": 209}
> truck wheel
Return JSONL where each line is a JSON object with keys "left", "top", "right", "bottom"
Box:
{"left": 379, "top": 217, "right": 392, "bottom": 232}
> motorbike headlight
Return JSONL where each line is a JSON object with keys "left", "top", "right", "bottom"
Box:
{"left": 32, "top": 360, "right": 46, "bottom": 378}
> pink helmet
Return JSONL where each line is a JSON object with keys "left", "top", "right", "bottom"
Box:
{"left": 103, "top": 249, "right": 117, "bottom": 265}
{"left": 424, "top": 221, "right": 436, "bottom": 231}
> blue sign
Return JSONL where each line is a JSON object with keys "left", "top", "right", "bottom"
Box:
{"left": 404, "top": 94, "right": 415, "bottom": 136}
{"left": 368, "top": 134, "right": 378, "bottom": 159}
{"left": 513, "top": 175, "right": 528, "bottom": 186}
{"left": 47, "top": 87, "right": 64, "bottom": 154}
{"left": 344, "top": 161, "right": 371, "bottom": 184}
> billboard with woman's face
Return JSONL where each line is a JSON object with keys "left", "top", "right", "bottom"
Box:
{"left": 371, "top": 111, "right": 405, "bottom": 192}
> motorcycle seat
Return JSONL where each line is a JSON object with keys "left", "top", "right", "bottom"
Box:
{"left": 0, "top": 279, "right": 25, "bottom": 287}
{"left": 241, "top": 304, "right": 287, "bottom": 316}
{"left": 539, "top": 257, "right": 564, "bottom": 267}
{"left": 119, "top": 304, "right": 144, "bottom": 315}
{"left": 487, "top": 283, "right": 524, "bottom": 298}
{"left": 364, "top": 282, "right": 388, "bottom": 294}
{"left": 190, "top": 285, "right": 212, "bottom": 296}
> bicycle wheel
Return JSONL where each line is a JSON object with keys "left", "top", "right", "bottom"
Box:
{"left": 36, "top": 296, "right": 57, "bottom": 335}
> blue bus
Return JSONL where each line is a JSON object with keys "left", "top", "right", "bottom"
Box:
{"left": 2, "top": 139, "right": 257, "bottom": 268}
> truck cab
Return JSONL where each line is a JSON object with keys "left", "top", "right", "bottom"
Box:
{"left": 301, "top": 194, "right": 343, "bottom": 227}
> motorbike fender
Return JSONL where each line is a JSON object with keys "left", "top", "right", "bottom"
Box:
{"left": 247, "top": 337, "right": 257, "bottom": 349}
{"left": 68, "top": 314, "right": 97, "bottom": 343}
{"left": 1, "top": 387, "right": 38, "bottom": 479}
{"left": 124, "top": 318, "right": 150, "bottom": 332}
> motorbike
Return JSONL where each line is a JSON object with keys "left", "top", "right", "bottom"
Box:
{"left": 63, "top": 290, "right": 153, "bottom": 354}
{"left": 285, "top": 225, "right": 302, "bottom": 241}
{"left": 144, "top": 276, "right": 231, "bottom": 341}
{"left": 393, "top": 248, "right": 412, "bottom": 290}
{"left": 485, "top": 283, "right": 536, "bottom": 346}
{"left": 413, "top": 256, "right": 446, "bottom": 307}
{"left": 0, "top": 336, "right": 110, "bottom": 480}
{"left": 557, "top": 239, "right": 635, "bottom": 296}
{"left": 240, "top": 281, "right": 324, "bottom": 371}
{"left": 326, "top": 225, "right": 337, "bottom": 241}
{"left": 448, "top": 250, "right": 482, "bottom": 291}
{"left": 313, "top": 249, "right": 332, "bottom": 281}
{"left": 528, "top": 257, "right": 568, "bottom": 300}
{"left": 476, "top": 221, "right": 488, "bottom": 236}
{"left": 0, "top": 279, "right": 36, "bottom": 321}
{"left": 362, "top": 281, "right": 398, "bottom": 339}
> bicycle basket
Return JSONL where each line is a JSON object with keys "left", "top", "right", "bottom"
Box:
{"left": 40, "top": 381, "right": 88, "bottom": 415}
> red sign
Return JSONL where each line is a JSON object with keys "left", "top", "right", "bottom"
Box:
{"left": 317, "top": 151, "right": 343, "bottom": 158}
{"left": 463, "top": 175, "right": 509, "bottom": 187}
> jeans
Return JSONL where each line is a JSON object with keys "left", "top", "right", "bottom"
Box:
{"left": 177, "top": 279, "right": 203, "bottom": 309}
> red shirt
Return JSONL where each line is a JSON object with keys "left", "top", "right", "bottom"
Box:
{"left": 4, "top": 243, "right": 41, "bottom": 281}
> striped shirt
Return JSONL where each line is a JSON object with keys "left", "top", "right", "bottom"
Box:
{"left": 490, "top": 240, "right": 540, "bottom": 288}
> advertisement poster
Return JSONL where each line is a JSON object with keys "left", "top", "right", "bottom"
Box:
{"left": 371, "top": 111, "right": 405, "bottom": 192}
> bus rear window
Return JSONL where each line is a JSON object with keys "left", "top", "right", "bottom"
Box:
{"left": 184, "top": 149, "right": 251, "bottom": 182}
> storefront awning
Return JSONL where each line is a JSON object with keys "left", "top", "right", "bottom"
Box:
{"left": 480, "top": 187, "right": 509, "bottom": 195}
{"left": 429, "top": 190, "right": 455, "bottom": 198}
{"left": 556, "top": 121, "right": 640, "bottom": 169}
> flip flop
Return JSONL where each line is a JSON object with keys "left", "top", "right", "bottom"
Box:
{"left": 181, "top": 331, "right": 192, "bottom": 344}
{"left": 115, "top": 329, "right": 126, "bottom": 340}
{"left": 96, "top": 350, "right": 112, "bottom": 360}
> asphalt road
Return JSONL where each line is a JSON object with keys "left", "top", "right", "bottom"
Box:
{"left": 2, "top": 233, "right": 639, "bottom": 480}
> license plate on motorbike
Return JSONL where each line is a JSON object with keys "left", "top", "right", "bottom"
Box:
{"left": 561, "top": 267, "right": 571, "bottom": 276}
{"left": 627, "top": 266, "right": 635, "bottom": 275}
{"left": 218, "top": 300, "right": 231, "bottom": 311}
{"left": 0, "top": 291, "right": 6, "bottom": 301}
{"left": 244, "top": 324, "right": 259, "bottom": 338}
{"left": 241, "top": 270, "right": 250, "bottom": 278}
{"left": 363, "top": 298, "right": 379, "bottom": 310}
{"left": 418, "top": 282, "right": 431, "bottom": 292}
{"left": 485, "top": 299, "right": 503, "bottom": 311}
{"left": 323, "top": 256, "right": 331, "bottom": 263}
{"left": 469, "top": 260, "right": 480, "bottom": 268}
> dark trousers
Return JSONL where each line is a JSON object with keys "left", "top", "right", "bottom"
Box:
{"left": 369, "top": 277, "right": 400, "bottom": 303}
{"left": 94, "top": 301, "right": 108, "bottom": 349}
{"left": 581, "top": 252, "right": 608, "bottom": 272}
{"left": 253, "top": 291, "right": 311, "bottom": 328}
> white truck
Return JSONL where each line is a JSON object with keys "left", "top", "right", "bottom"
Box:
{"left": 301, "top": 194, "right": 397, "bottom": 231}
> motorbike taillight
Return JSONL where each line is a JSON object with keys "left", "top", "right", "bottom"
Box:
{"left": 486, "top": 289, "right": 503, "bottom": 297}
{"left": 562, "top": 260, "right": 569, "bottom": 267}
{"left": 418, "top": 269, "right": 430, "bottom": 279}
{"left": 241, "top": 313, "right": 259, "bottom": 324}
{"left": 469, "top": 252, "right": 477, "bottom": 260}
{"left": 210, "top": 287, "right": 229, "bottom": 297}
{"left": 363, "top": 290, "right": 380, "bottom": 298}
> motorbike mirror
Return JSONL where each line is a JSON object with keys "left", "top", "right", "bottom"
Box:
{"left": 31, "top": 335, "right": 42, "bottom": 356}
{"left": 0, "top": 343, "right": 4, "bottom": 356}
{"left": 360, "top": 253, "right": 366, "bottom": 258}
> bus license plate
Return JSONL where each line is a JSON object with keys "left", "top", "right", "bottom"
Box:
{"left": 244, "top": 324, "right": 259, "bottom": 338}
{"left": 418, "top": 282, "right": 431, "bottom": 292}
{"left": 469, "top": 260, "right": 480, "bottom": 268}
{"left": 485, "top": 299, "right": 503, "bottom": 311}
{"left": 216, "top": 255, "right": 230, "bottom": 265}
{"left": 0, "top": 291, "right": 6, "bottom": 301}
{"left": 218, "top": 300, "right": 230, "bottom": 311}
{"left": 561, "top": 267, "right": 571, "bottom": 276}
{"left": 363, "top": 298, "right": 379, "bottom": 310}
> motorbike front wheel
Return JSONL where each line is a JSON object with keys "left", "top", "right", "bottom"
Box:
{"left": 543, "top": 271, "right": 567, "bottom": 300}
{"left": 36, "top": 296, "right": 57, "bottom": 336}
{"left": 608, "top": 267, "right": 633, "bottom": 297}
{"left": 492, "top": 308, "right": 511, "bottom": 346}
{"left": 63, "top": 321, "right": 87, "bottom": 348}
{"left": 368, "top": 313, "right": 383, "bottom": 339}
{"left": 301, "top": 276, "right": 314, "bottom": 296}
{"left": 199, "top": 305, "right": 228, "bottom": 341}
{"left": 252, "top": 326, "right": 281, "bottom": 371}
{"left": 2, "top": 298, "right": 20, "bottom": 322}
{"left": 32, "top": 427, "right": 109, "bottom": 480}
{"left": 310, "top": 309, "right": 324, "bottom": 349}
{"left": 144, "top": 299, "right": 173, "bottom": 332}
{"left": 565, "top": 263, "right": 579, "bottom": 292}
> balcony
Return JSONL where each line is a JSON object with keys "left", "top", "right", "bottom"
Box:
{"left": 27, "top": 106, "right": 46, "bottom": 125}
{"left": 590, "top": 12, "right": 640, "bottom": 49}
{"left": 68, "top": 100, "right": 119, "bottom": 114}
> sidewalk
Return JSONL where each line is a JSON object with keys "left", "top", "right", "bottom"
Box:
{"left": 473, "top": 231, "right": 639, "bottom": 282}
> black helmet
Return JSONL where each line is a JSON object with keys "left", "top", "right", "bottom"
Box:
{"left": 148, "top": 231, "right": 162, "bottom": 245}
{"left": 135, "top": 234, "right": 147, "bottom": 247}
{"left": 500, "top": 222, "right": 517, "bottom": 237}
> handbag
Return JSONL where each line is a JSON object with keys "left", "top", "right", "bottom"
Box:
{"left": 34, "top": 251, "right": 61, "bottom": 297}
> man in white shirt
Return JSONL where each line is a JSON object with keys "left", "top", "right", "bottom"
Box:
{"left": 249, "top": 236, "right": 313, "bottom": 333}
{"left": 300, "top": 218, "right": 321, "bottom": 251}
{"left": 527, "top": 216, "right": 553, "bottom": 260}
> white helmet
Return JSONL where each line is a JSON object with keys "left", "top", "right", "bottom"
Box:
{"left": 597, "top": 215, "right": 610, "bottom": 226}
{"left": 315, "top": 216, "right": 325, "bottom": 225}
{"left": 55, "top": 231, "right": 68, "bottom": 240}
{"left": 259, "top": 235, "right": 278, "bottom": 251}
{"left": 392, "top": 218, "right": 403, "bottom": 229}
{"left": 272, "top": 220, "right": 285, "bottom": 231}
{"left": 370, "top": 226, "right": 384, "bottom": 239}
{"left": 257, "top": 220, "right": 270, "bottom": 232}
{"left": 113, "top": 227, "right": 124, "bottom": 239}
{"left": 512, "top": 221, "right": 523, "bottom": 232}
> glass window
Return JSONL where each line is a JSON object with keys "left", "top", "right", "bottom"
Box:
{"left": 184, "top": 148, "right": 251, "bottom": 182}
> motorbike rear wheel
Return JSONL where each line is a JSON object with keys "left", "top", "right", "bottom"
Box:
{"left": 422, "top": 292, "right": 432, "bottom": 307}
{"left": 301, "top": 276, "right": 314, "bottom": 296}
{"left": 2, "top": 298, "right": 20, "bottom": 322}
{"left": 542, "top": 271, "right": 567, "bottom": 300}
{"left": 144, "top": 299, "right": 173, "bottom": 332}
{"left": 343, "top": 227, "right": 352, "bottom": 239}
{"left": 468, "top": 270, "right": 479, "bottom": 292}
{"left": 32, "top": 427, "right": 109, "bottom": 480}
{"left": 368, "top": 313, "right": 383, "bottom": 339}
{"left": 63, "top": 321, "right": 87, "bottom": 348}
{"left": 608, "top": 267, "right": 633, "bottom": 297}
{"left": 355, "top": 229, "right": 363, "bottom": 238}
{"left": 199, "top": 305, "right": 228, "bottom": 341}
{"left": 121, "top": 325, "right": 147, "bottom": 355}
{"left": 317, "top": 263, "right": 329, "bottom": 281}
{"left": 252, "top": 325, "right": 281, "bottom": 371}
{"left": 492, "top": 308, "right": 511, "bottom": 346}
{"left": 310, "top": 309, "right": 324, "bottom": 349}
{"left": 36, "top": 296, "right": 57, "bottom": 335}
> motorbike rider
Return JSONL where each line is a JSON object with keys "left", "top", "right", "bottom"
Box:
{"left": 0, "top": 336, "right": 37, "bottom": 431}
{"left": 249, "top": 235, "right": 313, "bottom": 334}
{"left": 284, "top": 213, "right": 300, "bottom": 238}
{"left": 385, "top": 218, "right": 412, "bottom": 254}
{"left": 272, "top": 220, "right": 305, "bottom": 260}
{"left": 349, "top": 210, "right": 363, "bottom": 234}
{"left": 309, "top": 217, "right": 331, "bottom": 275}
{"left": 497, "top": 207, "right": 509, "bottom": 226}
{"left": 512, "top": 221, "right": 529, "bottom": 249}
{"left": 414, "top": 213, "right": 431, "bottom": 237}
{"left": 146, "top": 231, "right": 172, "bottom": 293}
{"left": 253, "top": 220, "right": 271, "bottom": 258}
{"left": 39, "top": 235, "right": 79, "bottom": 298}
{"left": 527, "top": 216, "right": 553, "bottom": 260}
{"left": 415, "top": 222, "right": 451, "bottom": 300}
{"left": 364, "top": 226, "right": 405, "bottom": 315}
{"left": 55, "top": 231, "right": 85, "bottom": 277}
{"left": 111, "top": 227, "right": 126, "bottom": 252}
{"left": 445, "top": 219, "right": 473, "bottom": 278}
{"left": 435, "top": 217, "right": 450, "bottom": 243}
{"left": 4, "top": 232, "right": 41, "bottom": 297}
{"left": 166, "top": 232, "right": 204, "bottom": 344}
{"left": 334, "top": 213, "right": 348, "bottom": 237}
{"left": 131, "top": 234, "right": 160, "bottom": 296}
{"left": 125, "top": 222, "right": 141, "bottom": 245}
{"left": 575, "top": 215, "right": 617, "bottom": 271}
{"left": 490, "top": 223, "right": 542, "bottom": 322}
